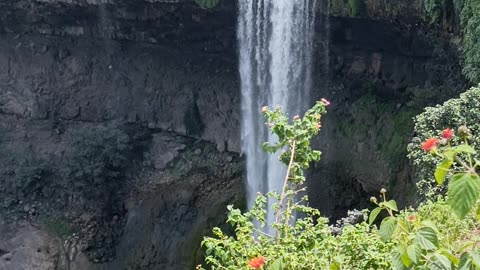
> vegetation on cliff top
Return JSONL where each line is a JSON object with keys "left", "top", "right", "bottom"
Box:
{"left": 195, "top": 0, "right": 220, "bottom": 9}
{"left": 425, "top": 0, "right": 480, "bottom": 84}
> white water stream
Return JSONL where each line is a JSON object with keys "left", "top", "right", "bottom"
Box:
{"left": 238, "top": 0, "right": 318, "bottom": 226}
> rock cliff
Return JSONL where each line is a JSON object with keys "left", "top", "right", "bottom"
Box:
{"left": 0, "top": 0, "right": 467, "bottom": 269}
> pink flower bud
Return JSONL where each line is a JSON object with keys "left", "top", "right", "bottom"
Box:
{"left": 320, "top": 98, "right": 331, "bottom": 106}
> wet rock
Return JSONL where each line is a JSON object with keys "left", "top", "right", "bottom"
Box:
{"left": 0, "top": 221, "right": 58, "bottom": 270}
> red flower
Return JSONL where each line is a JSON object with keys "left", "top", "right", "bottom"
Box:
{"left": 320, "top": 98, "right": 331, "bottom": 106}
{"left": 441, "top": 128, "right": 454, "bottom": 140}
{"left": 406, "top": 215, "right": 417, "bottom": 222}
{"left": 421, "top": 138, "right": 440, "bottom": 152}
{"left": 248, "top": 257, "right": 265, "bottom": 269}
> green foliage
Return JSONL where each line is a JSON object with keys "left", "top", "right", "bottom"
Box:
{"left": 371, "top": 125, "right": 480, "bottom": 269}
{"left": 194, "top": 0, "right": 220, "bottom": 9}
{"left": 347, "top": 0, "right": 363, "bottom": 16}
{"left": 201, "top": 101, "right": 392, "bottom": 269}
{"left": 460, "top": 0, "right": 480, "bottom": 83}
{"left": 408, "top": 86, "right": 480, "bottom": 195}
{"left": 43, "top": 214, "right": 72, "bottom": 239}
{"left": 0, "top": 147, "right": 50, "bottom": 195}
{"left": 414, "top": 127, "right": 480, "bottom": 218}
{"left": 423, "top": 0, "right": 480, "bottom": 83}
{"left": 424, "top": 0, "right": 448, "bottom": 22}
{"left": 201, "top": 100, "right": 480, "bottom": 270}
{"left": 370, "top": 192, "right": 479, "bottom": 270}
{"left": 12, "top": 153, "right": 49, "bottom": 192}
{"left": 64, "top": 126, "right": 130, "bottom": 193}
{"left": 201, "top": 196, "right": 392, "bottom": 269}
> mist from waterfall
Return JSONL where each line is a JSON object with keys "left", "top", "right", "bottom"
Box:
{"left": 238, "top": 0, "right": 318, "bottom": 227}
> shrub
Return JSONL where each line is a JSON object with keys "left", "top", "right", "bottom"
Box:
{"left": 347, "top": 0, "right": 363, "bottom": 16}
{"left": 424, "top": 0, "right": 448, "bottom": 22}
{"left": 424, "top": 0, "right": 480, "bottom": 83}
{"left": 407, "top": 86, "right": 480, "bottom": 195}
{"left": 0, "top": 148, "right": 50, "bottom": 195}
{"left": 371, "top": 125, "right": 480, "bottom": 269}
{"left": 370, "top": 191, "right": 479, "bottom": 270}
{"left": 461, "top": 0, "right": 480, "bottom": 83}
{"left": 195, "top": 0, "right": 220, "bottom": 9}
{"left": 63, "top": 126, "right": 130, "bottom": 195}
{"left": 44, "top": 214, "right": 72, "bottom": 239}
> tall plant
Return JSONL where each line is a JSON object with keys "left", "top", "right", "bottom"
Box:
{"left": 198, "top": 100, "right": 393, "bottom": 270}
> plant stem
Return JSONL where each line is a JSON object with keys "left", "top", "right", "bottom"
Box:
{"left": 275, "top": 141, "right": 296, "bottom": 233}
{"left": 455, "top": 157, "right": 476, "bottom": 174}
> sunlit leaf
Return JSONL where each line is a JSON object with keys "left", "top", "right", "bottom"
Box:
{"left": 268, "top": 258, "right": 283, "bottom": 270}
{"left": 415, "top": 227, "right": 438, "bottom": 250}
{"left": 369, "top": 207, "right": 382, "bottom": 225}
{"left": 384, "top": 200, "right": 399, "bottom": 212}
{"left": 459, "top": 253, "right": 473, "bottom": 270}
{"left": 430, "top": 254, "right": 452, "bottom": 270}
{"left": 438, "top": 248, "right": 459, "bottom": 266}
{"left": 407, "top": 244, "right": 421, "bottom": 264}
{"left": 379, "top": 216, "right": 397, "bottom": 242}
{"left": 400, "top": 250, "right": 413, "bottom": 268}
{"left": 392, "top": 249, "right": 410, "bottom": 270}
{"left": 448, "top": 173, "right": 480, "bottom": 219}
{"left": 435, "top": 159, "right": 453, "bottom": 185}
{"left": 455, "top": 144, "right": 477, "bottom": 154}
{"left": 470, "top": 250, "right": 480, "bottom": 268}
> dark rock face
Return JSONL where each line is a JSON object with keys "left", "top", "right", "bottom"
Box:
{"left": 0, "top": 0, "right": 467, "bottom": 269}
{"left": 0, "top": 33, "right": 239, "bottom": 150}
{"left": 0, "top": 2, "right": 243, "bottom": 267}
{"left": 70, "top": 137, "right": 244, "bottom": 270}
{"left": 308, "top": 16, "right": 465, "bottom": 218}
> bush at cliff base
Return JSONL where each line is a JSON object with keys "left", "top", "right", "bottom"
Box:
{"left": 408, "top": 85, "right": 480, "bottom": 195}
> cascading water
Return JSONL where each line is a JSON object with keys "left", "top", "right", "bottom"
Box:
{"left": 238, "top": 0, "right": 318, "bottom": 226}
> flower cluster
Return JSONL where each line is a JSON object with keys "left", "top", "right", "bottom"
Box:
{"left": 421, "top": 128, "right": 454, "bottom": 152}
{"left": 248, "top": 257, "right": 265, "bottom": 269}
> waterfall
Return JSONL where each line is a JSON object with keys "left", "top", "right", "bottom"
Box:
{"left": 238, "top": 0, "right": 318, "bottom": 226}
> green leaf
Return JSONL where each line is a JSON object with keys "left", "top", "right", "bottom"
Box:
{"left": 443, "top": 149, "right": 456, "bottom": 161}
{"left": 438, "top": 248, "right": 459, "bottom": 265}
{"left": 448, "top": 173, "right": 480, "bottom": 219}
{"left": 369, "top": 207, "right": 382, "bottom": 225}
{"left": 435, "top": 159, "right": 453, "bottom": 185}
{"left": 379, "top": 216, "right": 397, "bottom": 242}
{"left": 407, "top": 244, "right": 421, "bottom": 264}
{"left": 329, "top": 262, "right": 341, "bottom": 270}
{"left": 470, "top": 250, "right": 480, "bottom": 268}
{"left": 455, "top": 144, "right": 477, "bottom": 154}
{"left": 392, "top": 249, "right": 410, "bottom": 270}
{"left": 421, "top": 220, "right": 439, "bottom": 232}
{"left": 400, "top": 250, "right": 413, "bottom": 268}
{"left": 458, "top": 253, "right": 473, "bottom": 270}
{"left": 414, "top": 227, "right": 439, "bottom": 250}
{"left": 431, "top": 254, "right": 452, "bottom": 270}
{"left": 268, "top": 258, "right": 283, "bottom": 270}
{"left": 384, "top": 200, "right": 399, "bottom": 212}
